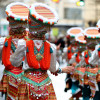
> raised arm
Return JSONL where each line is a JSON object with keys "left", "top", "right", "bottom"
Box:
{"left": 89, "top": 45, "right": 99, "bottom": 66}
{"left": 10, "top": 39, "right": 26, "bottom": 67}
{"left": 49, "top": 42, "right": 59, "bottom": 73}
{"left": 78, "top": 52, "right": 86, "bottom": 66}
{"left": 69, "top": 53, "right": 76, "bottom": 65}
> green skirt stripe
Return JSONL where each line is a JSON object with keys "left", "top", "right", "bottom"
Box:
{"left": 22, "top": 76, "right": 51, "bottom": 86}
{"left": 4, "top": 70, "right": 24, "bottom": 78}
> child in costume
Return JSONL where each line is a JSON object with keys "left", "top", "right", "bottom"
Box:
{"left": 64, "top": 27, "right": 83, "bottom": 96}
{"left": 10, "top": 3, "right": 59, "bottom": 100}
{"left": 89, "top": 43, "right": 100, "bottom": 100}
{"left": 69, "top": 34, "right": 87, "bottom": 99}
{"left": 75, "top": 34, "right": 86, "bottom": 86}
{"left": 0, "top": 2, "right": 29, "bottom": 100}
{"left": 88, "top": 22, "right": 100, "bottom": 100}
{"left": 81, "top": 27, "right": 99, "bottom": 100}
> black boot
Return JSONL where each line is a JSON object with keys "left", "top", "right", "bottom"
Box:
{"left": 64, "top": 78, "right": 72, "bottom": 92}
{"left": 93, "top": 82, "right": 100, "bottom": 100}
{"left": 82, "top": 85, "right": 91, "bottom": 100}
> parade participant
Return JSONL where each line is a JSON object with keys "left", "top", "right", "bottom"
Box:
{"left": 69, "top": 34, "right": 86, "bottom": 99}
{"left": 89, "top": 44, "right": 100, "bottom": 100}
{"left": 75, "top": 34, "right": 86, "bottom": 86}
{"left": 9, "top": 3, "right": 59, "bottom": 100}
{"left": 82, "top": 27, "right": 99, "bottom": 100}
{"left": 88, "top": 22, "right": 100, "bottom": 100}
{"left": 64, "top": 27, "right": 83, "bottom": 95}
{"left": 0, "top": 2, "right": 29, "bottom": 100}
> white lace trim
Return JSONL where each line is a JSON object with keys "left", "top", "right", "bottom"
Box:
{"left": 34, "top": 40, "right": 43, "bottom": 49}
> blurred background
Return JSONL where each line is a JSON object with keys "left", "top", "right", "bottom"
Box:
{"left": 0, "top": 0, "right": 100, "bottom": 39}
{"left": 1, "top": 1, "right": 99, "bottom": 99}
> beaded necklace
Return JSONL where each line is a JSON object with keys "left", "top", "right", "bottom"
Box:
{"left": 26, "top": 40, "right": 52, "bottom": 70}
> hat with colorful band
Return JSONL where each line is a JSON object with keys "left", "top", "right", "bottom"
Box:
{"left": 84, "top": 27, "right": 100, "bottom": 39}
{"left": 28, "top": 3, "right": 58, "bottom": 35}
{"left": 84, "top": 27, "right": 100, "bottom": 48}
{"left": 29, "top": 3, "right": 58, "bottom": 25}
{"left": 76, "top": 34, "right": 86, "bottom": 44}
{"left": 6, "top": 2, "right": 29, "bottom": 28}
{"left": 84, "top": 27, "right": 100, "bottom": 42}
{"left": 67, "top": 27, "right": 83, "bottom": 37}
{"left": 67, "top": 27, "right": 83, "bottom": 44}
{"left": 75, "top": 34, "right": 86, "bottom": 52}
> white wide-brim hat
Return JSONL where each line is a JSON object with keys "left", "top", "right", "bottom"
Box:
{"left": 75, "top": 34, "right": 86, "bottom": 52}
{"left": 67, "top": 27, "right": 83, "bottom": 44}
{"left": 28, "top": 3, "right": 59, "bottom": 35}
{"left": 6, "top": 2, "right": 29, "bottom": 28}
{"left": 84, "top": 27, "right": 100, "bottom": 48}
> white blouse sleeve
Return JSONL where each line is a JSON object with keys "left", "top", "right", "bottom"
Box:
{"left": 10, "top": 39, "right": 26, "bottom": 67}
{"left": 89, "top": 45, "right": 99, "bottom": 66}
{"left": 62, "top": 47, "right": 67, "bottom": 60}
{"left": 69, "top": 53, "right": 76, "bottom": 64}
{"left": 22, "top": 54, "right": 30, "bottom": 70}
{"left": 49, "top": 42, "right": 59, "bottom": 72}
{"left": 78, "top": 52, "right": 85, "bottom": 66}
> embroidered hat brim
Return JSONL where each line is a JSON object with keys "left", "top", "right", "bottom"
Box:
{"left": 6, "top": 2, "right": 29, "bottom": 21}
{"left": 29, "top": 3, "right": 59, "bottom": 26}
{"left": 84, "top": 27, "right": 100, "bottom": 48}
{"left": 75, "top": 34, "right": 86, "bottom": 51}
{"left": 76, "top": 34, "right": 86, "bottom": 44}
{"left": 67, "top": 27, "right": 83, "bottom": 37}
{"left": 67, "top": 27, "right": 83, "bottom": 45}
{"left": 84, "top": 27, "right": 100, "bottom": 39}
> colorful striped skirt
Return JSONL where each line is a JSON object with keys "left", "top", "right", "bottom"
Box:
{"left": 1, "top": 67, "right": 24, "bottom": 100}
{"left": 18, "top": 69, "right": 56, "bottom": 100}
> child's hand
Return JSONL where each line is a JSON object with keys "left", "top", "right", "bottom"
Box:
{"left": 72, "top": 62, "right": 76, "bottom": 67}
{"left": 61, "top": 66, "right": 75, "bottom": 73}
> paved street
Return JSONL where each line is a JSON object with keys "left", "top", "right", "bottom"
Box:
{"left": 49, "top": 72, "right": 72, "bottom": 100}
{"left": 49, "top": 62, "right": 72, "bottom": 100}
